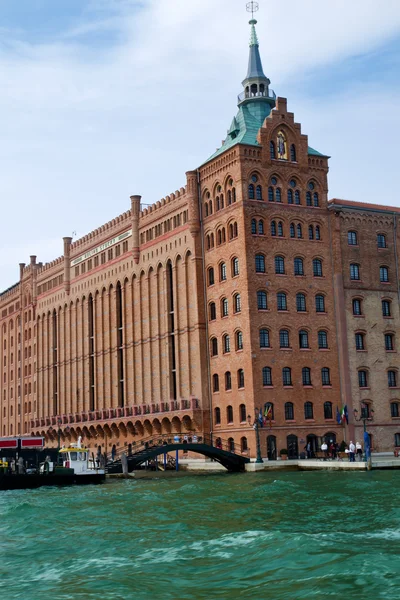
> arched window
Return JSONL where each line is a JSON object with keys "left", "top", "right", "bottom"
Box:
{"left": 217, "top": 229, "right": 222, "bottom": 245}
{"left": 237, "top": 369, "right": 245, "bottom": 388}
{"left": 256, "top": 185, "right": 263, "bottom": 200}
{"left": 282, "top": 367, "right": 292, "bottom": 386}
{"left": 215, "top": 407, "right": 221, "bottom": 424}
{"left": 276, "top": 188, "right": 282, "bottom": 203}
{"left": 315, "top": 226, "right": 321, "bottom": 240}
{"left": 216, "top": 196, "right": 220, "bottom": 211}
{"left": 255, "top": 254, "right": 265, "bottom": 273}
{"left": 260, "top": 328, "right": 270, "bottom": 348}
{"left": 268, "top": 187, "right": 274, "bottom": 202}
{"left": 239, "top": 404, "right": 246, "bottom": 422}
{"left": 304, "top": 402, "right": 314, "bottom": 419}
{"left": 388, "top": 370, "right": 397, "bottom": 388}
{"left": 251, "top": 219, "right": 257, "bottom": 234}
{"left": 262, "top": 366, "right": 272, "bottom": 386}
{"left": 352, "top": 298, "right": 362, "bottom": 315}
{"left": 204, "top": 203, "right": 209, "bottom": 217}
{"left": 280, "top": 329, "right": 290, "bottom": 348}
{"left": 348, "top": 230, "right": 358, "bottom": 246}
{"left": 275, "top": 255, "right": 285, "bottom": 275}
{"left": 227, "top": 190, "right": 232, "bottom": 205}
{"left": 232, "top": 257, "right": 239, "bottom": 277}
{"left": 382, "top": 299, "right": 391, "bottom": 317}
{"left": 318, "top": 330, "right": 328, "bottom": 349}
{"left": 308, "top": 225, "right": 314, "bottom": 240}
{"left": 296, "top": 293, "right": 306, "bottom": 312}
{"left": 258, "top": 220, "right": 264, "bottom": 235}
{"left": 290, "top": 223, "right": 295, "bottom": 238}
{"left": 270, "top": 141, "right": 276, "bottom": 159}
{"left": 221, "top": 298, "right": 228, "bottom": 317}
{"left": 390, "top": 402, "right": 399, "bottom": 418}
{"left": 209, "top": 302, "right": 216, "bottom": 321}
{"left": 223, "top": 335, "right": 230, "bottom": 353}
{"left": 264, "top": 402, "right": 274, "bottom": 421}
{"left": 377, "top": 234, "right": 387, "bottom": 248}
{"left": 227, "top": 405, "right": 233, "bottom": 423}
{"left": 294, "top": 257, "right": 304, "bottom": 276}
{"left": 228, "top": 438, "right": 235, "bottom": 452}
{"left": 278, "top": 222, "right": 283, "bottom": 237}
{"left": 299, "top": 330, "right": 309, "bottom": 349}
{"left": 236, "top": 330, "right": 243, "bottom": 350}
{"left": 209, "top": 200, "right": 213, "bottom": 214}
{"left": 297, "top": 224, "right": 302, "bottom": 238}
{"left": 321, "top": 367, "right": 331, "bottom": 385}
{"left": 234, "top": 293, "right": 241, "bottom": 313}
{"left": 313, "top": 259, "right": 323, "bottom": 277}
{"left": 306, "top": 191, "right": 312, "bottom": 206}
{"left": 315, "top": 294, "right": 325, "bottom": 313}
{"left": 277, "top": 292, "right": 287, "bottom": 311}
{"left": 355, "top": 332, "right": 365, "bottom": 350}
{"left": 324, "top": 401, "right": 333, "bottom": 419}
{"left": 288, "top": 189, "right": 293, "bottom": 204}
{"left": 208, "top": 267, "right": 215, "bottom": 285}
{"left": 257, "top": 290, "right": 267, "bottom": 310}
{"left": 313, "top": 193, "right": 319, "bottom": 207}
{"left": 225, "top": 371, "right": 232, "bottom": 390}
{"left": 295, "top": 190, "right": 301, "bottom": 205}
{"left": 290, "top": 144, "right": 296, "bottom": 161}
{"left": 248, "top": 184, "right": 255, "bottom": 199}
{"left": 220, "top": 262, "right": 227, "bottom": 281}
{"left": 285, "top": 402, "right": 294, "bottom": 420}
{"left": 213, "top": 374, "right": 219, "bottom": 392}
{"left": 211, "top": 337, "right": 218, "bottom": 356}
{"left": 350, "top": 263, "right": 360, "bottom": 280}
{"left": 271, "top": 221, "right": 277, "bottom": 236}
{"left": 380, "top": 266, "right": 389, "bottom": 282}
{"left": 240, "top": 437, "right": 248, "bottom": 452}
{"left": 302, "top": 367, "right": 312, "bottom": 386}
{"left": 358, "top": 370, "right": 368, "bottom": 388}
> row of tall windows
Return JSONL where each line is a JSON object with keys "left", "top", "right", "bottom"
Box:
{"left": 212, "top": 370, "right": 244, "bottom": 392}
{"left": 261, "top": 366, "right": 331, "bottom": 387}
{"left": 214, "top": 403, "right": 247, "bottom": 424}
{"left": 352, "top": 297, "right": 393, "bottom": 317}
{"left": 255, "top": 254, "right": 324, "bottom": 277}
{"left": 206, "top": 221, "right": 238, "bottom": 249}
{"left": 354, "top": 332, "right": 396, "bottom": 352}
{"left": 251, "top": 219, "right": 321, "bottom": 240}
{"left": 349, "top": 263, "right": 391, "bottom": 283}
{"left": 203, "top": 180, "right": 237, "bottom": 217}
{"left": 209, "top": 294, "right": 242, "bottom": 320}
{"left": 348, "top": 231, "right": 388, "bottom": 249}
{"left": 249, "top": 175, "right": 320, "bottom": 207}
{"left": 207, "top": 258, "right": 239, "bottom": 286}
{"left": 358, "top": 369, "right": 398, "bottom": 388}
{"left": 258, "top": 329, "right": 329, "bottom": 350}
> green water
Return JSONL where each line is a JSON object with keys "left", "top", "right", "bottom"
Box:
{"left": 1, "top": 471, "right": 399, "bottom": 600}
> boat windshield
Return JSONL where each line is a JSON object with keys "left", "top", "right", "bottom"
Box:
{"left": 69, "top": 452, "right": 87, "bottom": 461}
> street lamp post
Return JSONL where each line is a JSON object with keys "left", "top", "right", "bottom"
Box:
{"left": 353, "top": 404, "right": 374, "bottom": 469}
{"left": 248, "top": 409, "right": 263, "bottom": 464}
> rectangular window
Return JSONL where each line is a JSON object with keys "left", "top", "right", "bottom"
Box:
{"left": 382, "top": 300, "right": 391, "bottom": 317}
{"left": 350, "top": 264, "right": 360, "bottom": 280}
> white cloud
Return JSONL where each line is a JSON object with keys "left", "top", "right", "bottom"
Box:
{"left": 0, "top": 0, "right": 400, "bottom": 290}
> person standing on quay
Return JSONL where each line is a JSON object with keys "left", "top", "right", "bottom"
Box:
{"left": 349, "top": 441, "right": 356, "bottom": 462}
{"left": 111, "top": 444, "right": 116, "bottom": 462}
{"left": 356, "top": 441, "right": 362, "bottom": 461}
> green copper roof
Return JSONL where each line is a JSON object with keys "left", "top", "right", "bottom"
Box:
{"left": 202, "top": 101, "right": 326, "bottom": 165}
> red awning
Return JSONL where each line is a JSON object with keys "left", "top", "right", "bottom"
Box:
{"left": 21, "top": 438, "right": 44, "bottom": 448}
{"left": 0, "top": 439, "right": 18, "bottom": 449}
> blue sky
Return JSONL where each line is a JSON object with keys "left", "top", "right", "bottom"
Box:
{"left": 1, "top": 0, "right": 400, "bottom": 291}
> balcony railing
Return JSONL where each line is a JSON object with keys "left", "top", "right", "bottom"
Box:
{"left": 237, "top": 89, "right": 276, "bottom": 104}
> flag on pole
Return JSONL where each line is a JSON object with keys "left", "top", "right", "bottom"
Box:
{"left": 258, "top": 409, "right": 263, "bottom": 427}
{"left": 340, "top": 406, "right": 346, "bottom": 423}
{"left": 265, "top": 404, "right": 273, "bottom": 429}
{"left": 344, "top": 405, "right": 349, "bottom": 424}
{"left": 336, "top": 407, "right": 341, "bottom": 425}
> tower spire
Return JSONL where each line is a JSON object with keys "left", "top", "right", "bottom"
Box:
{"left": 239, "top": 2, "right": 275, "bottom": 110}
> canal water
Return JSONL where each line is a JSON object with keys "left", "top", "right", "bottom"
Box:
{"left": 1, "top": 470, "right": 399, "bottom": 600}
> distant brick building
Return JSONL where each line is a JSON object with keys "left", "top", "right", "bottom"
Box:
{"left": 1, "top": 18, "right": 399, "bottom": 456}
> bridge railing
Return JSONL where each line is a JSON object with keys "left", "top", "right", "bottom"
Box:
{"left": 106, "top": 432, "right": 249, "bottom": 463}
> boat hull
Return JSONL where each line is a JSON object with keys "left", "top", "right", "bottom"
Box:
{"left": 0, "top": 472, "right": 105, "bottom": 490}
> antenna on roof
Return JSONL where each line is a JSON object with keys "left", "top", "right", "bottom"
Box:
{"left": 246, "top": 1, "right": 259, "bottom": 20}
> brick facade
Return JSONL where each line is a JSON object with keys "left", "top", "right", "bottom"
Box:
{"left": 1, "top": 22, "right": 399, "bottom": 456}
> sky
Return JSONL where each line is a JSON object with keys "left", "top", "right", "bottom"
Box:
{"left": 1, "top": 0, "right": 400, "bottom": 291}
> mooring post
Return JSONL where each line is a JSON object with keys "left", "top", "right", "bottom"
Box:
{"left": 176, "top": 449, "right": 179, "bottom": 471}
{"left": 164, "top": 452, "right": 167, "bottom": 469}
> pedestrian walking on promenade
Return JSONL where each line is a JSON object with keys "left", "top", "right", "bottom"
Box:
{"left": 349, "top": 441, "right": 356, "bottom": 462}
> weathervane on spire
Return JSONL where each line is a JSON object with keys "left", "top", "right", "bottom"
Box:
{"left": 246, "top": 1, "right": 259, "bottom": 21}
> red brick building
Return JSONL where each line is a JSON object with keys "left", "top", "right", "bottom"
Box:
{"left": 1, "top": 18, "right": 399, "bottom": 456}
